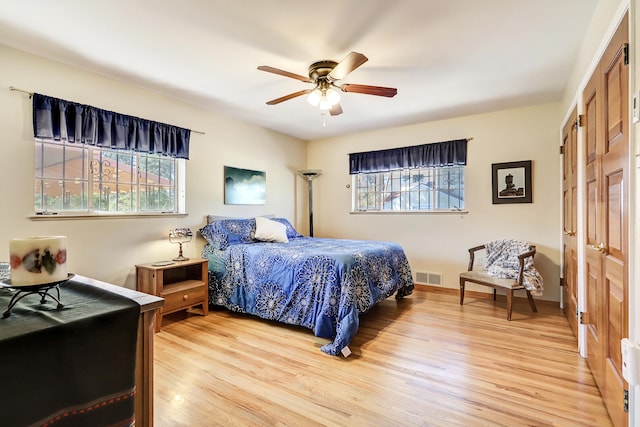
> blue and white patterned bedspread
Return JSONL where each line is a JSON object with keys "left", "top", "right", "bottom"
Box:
{"left": 202, "top": 237, "right": 414, "bottom": 355}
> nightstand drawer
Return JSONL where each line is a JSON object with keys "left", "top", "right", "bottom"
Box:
{"left": 162, "top": 282, "right": 206, "bottom": 313}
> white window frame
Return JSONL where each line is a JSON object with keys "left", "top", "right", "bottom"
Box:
{"left": 33, "top": 138, "right": 186, "bottom": 217}
{"left": 352, "top": 165, "right": 465, "bottom": 213}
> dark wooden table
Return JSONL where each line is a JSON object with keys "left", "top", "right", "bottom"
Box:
{"left": 0, "top": 274, "right": 163, "bottom": 427}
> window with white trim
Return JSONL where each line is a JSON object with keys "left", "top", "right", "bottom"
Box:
{"left": 353, "top": 165, "right": 465, "bottom": 212}
{"left": 34, "top": 138, "right": 182, "bottom": 215}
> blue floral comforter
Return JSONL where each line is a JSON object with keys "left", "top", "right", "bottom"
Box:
{"left": 202, "top": 237, "right": 414, "bottom": 355}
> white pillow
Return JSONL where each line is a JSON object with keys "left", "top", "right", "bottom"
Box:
{"left": 254, "top": 217, "right": 288, "bottom": 243}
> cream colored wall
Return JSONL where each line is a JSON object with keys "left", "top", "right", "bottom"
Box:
{"left": 307, "top": 103, "right": 562, "bottom": 301}
{"left": 0, "top": 44, "right": 307, "bottom": 289}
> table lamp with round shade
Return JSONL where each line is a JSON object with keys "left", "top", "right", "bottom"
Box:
{"left": 169, "top": 228, "right": 192, "bottom": 261}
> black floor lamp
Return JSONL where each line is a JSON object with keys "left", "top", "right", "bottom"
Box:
{"left": 298, "top": 169, "right": 322, "bottom": 237}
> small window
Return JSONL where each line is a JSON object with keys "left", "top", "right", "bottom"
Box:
{"left": 353, "top": 165, "right": 465, "bottom": 212}
{"left": 34, "top": 138, "right": 183, "bottom": 215}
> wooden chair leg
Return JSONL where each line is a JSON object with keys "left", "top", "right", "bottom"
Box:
{"left": 526, "top": 291, "right": 537, "bottom": 313}
{"left": 506, "top": 289, "right": 514, "bottom": 321}
{"left": 459, "top": 278, "right": 465, "bottom": 305}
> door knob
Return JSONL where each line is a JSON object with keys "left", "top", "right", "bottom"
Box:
{"left": 589, "top": 242, "right": 607, "bottom": 253}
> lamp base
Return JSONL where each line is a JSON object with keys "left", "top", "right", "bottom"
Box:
{"left": 172, "top": 242, "right": 188, "bottom": 261}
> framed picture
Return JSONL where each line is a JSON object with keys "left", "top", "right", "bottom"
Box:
{"left": 491, "top": 160, "right": 532, "bottom": 204}
{"left": 224, "top": 166, "right": 266, "bottom": 205}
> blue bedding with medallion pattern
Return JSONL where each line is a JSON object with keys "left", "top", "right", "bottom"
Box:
{"left": 200, "top": 217, "right": 414, "bottom": 356}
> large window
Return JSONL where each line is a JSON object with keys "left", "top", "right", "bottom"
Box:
{"left": 349, "top": 139, "right": 468, "bottom": 213}
{"left": 34, "top": 138, "right": 182, "bottom": 215}
{"left": 353, "top": 165, "right": 465, "bottom": 212}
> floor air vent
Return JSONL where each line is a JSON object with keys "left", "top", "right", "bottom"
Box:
{"left": 415, "top": 271, "right": 443, "bottom": 286}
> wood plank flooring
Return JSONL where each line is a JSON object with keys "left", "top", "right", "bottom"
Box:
{"left": 153, "top": 287, "right": 612, "bottom": 426}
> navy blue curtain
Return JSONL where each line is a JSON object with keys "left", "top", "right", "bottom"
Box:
{"left": 349, "top": 139, "right": 467, "bottom": 174}
{"left": 32, "top": 93, "right": 190, "bottom": 159}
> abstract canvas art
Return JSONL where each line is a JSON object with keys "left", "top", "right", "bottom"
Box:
{"left": 224, "top": 166, "right": 266, "bottom": 205}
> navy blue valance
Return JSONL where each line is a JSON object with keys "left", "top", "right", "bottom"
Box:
{"left": 32, "top": 93, "right": 190, "bottom": 159}
{"left": 349, "top": 139, "right": 468, "bottom": 174}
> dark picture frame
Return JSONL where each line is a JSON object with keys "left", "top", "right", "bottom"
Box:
{"left": 491, "top": 160, "right": 532, "bottom": 204}
{"left": 224, "top": 166, "right": 266, "bottom": 205}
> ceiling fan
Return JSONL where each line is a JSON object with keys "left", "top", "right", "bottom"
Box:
{"left": 257, "top": 51, "right": 397, "bottom": 116}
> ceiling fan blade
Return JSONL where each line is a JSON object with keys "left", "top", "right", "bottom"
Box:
{"left": 328, "top": 52, "right": 368, "bottom": 81}
{"left": 257, "top": 65, "right": 313, "bottom": 83}
{"left": 329, "top": 104, "right": 343, "bottom": 116}
{"left": 339, "top": 83, "right": 397, "bottom": 97}
{"left": 265, "top": 89, "right": 310, "bottom": 105}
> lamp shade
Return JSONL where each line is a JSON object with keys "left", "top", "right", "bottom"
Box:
{"left": 308, "top": 86, "right": 340, "bottom": 111}
{"left": 297, "top": 169, "right": 322, "bottom": 179}
{"left": 326, "top": 88, "right": 340, "bottom": 105}
{"left": 169, "top": 228, "right": 192, "bottom": 261}
{"left": 307, "top": 89, "right": 322, "bottom": 107}
{"left": 169, "top": 228, "right": 192, "bottom": 243}
{"left": 319, "top": 96, "right": 331, "bottom": 110}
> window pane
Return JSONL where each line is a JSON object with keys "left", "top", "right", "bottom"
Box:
{"left": 35, "top": 144, "right": 63, "bottom": 179}
{"left": 99, "top": 150, "right": 137, "bottom": 212}
{"left": 92, "top": 182, "right": 111, "bottom": 212}
{"left": 140, "top": 186, "right": 175, "bottom": 211}
{"left": 34, "top": 179, "right": 43, "bottom": 211}
{"left": 140, "top": 154, "right": 176, "bottom": 212}
{"left": 37, "top": 179, "right": 64, "bottom": 211}
{"left": 435, "top": 166, "right": 464, "bottom": 209}
{"left": 35, "top": 139, "right": 179, "bottom": 215}
{"left": 354, "top": 165, "right": 465, "bottom": 212}
{"left": 35, "top": 141, "right": 89, "bottom": 212}
{"left": 63, "top": 180, "right": 89, "bottom": 210}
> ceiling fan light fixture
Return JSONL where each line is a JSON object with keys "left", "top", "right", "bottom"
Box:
{"left": 307, "top": 88, "right": 322, "bottom": 107}
{"left": 259, "top": 52, "right": 396, "bottom": 116}
{"left": 317, "top": 87, "right": 341, "bottom": 111}
{"left": 319, "top": 96, "right": 332, "bottom": 111}
{"left": 326, "top": 88, "right": 340, "bottom": 105}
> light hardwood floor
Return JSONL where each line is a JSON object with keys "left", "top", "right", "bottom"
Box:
{"left": 154, "top": 287, "right": 612, "bottom": 426}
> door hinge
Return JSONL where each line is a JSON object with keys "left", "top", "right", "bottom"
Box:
{"left": 576, "top": 114, "right": 584, "bottom": 128}
{"left": 624, "top": 43, "right": 629, "bottom": 66}
{"left": 624, "top": 389, "right": 629, "bottom": 413}
{"left": 560, "top": 145, "right": 564, "bottom": 155}
{"left": 578, "top": 311, "right": 588, "bottom": 324}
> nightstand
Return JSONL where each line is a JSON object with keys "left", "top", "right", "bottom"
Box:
{"left": 135, "top": 258, "right": 209, "bottom": 332}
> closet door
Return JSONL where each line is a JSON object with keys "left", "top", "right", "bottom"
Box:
{"left": 581, "top": 14, "right": 628, "bottom": 426}
{"left": 561, "top": 108, "right": 578, "bottom": 338}
{"left": 583, "top": 62, "right": 605, "bottom": 389}
{"left": 600, "top": 15, "right": 629, "bottom": 425}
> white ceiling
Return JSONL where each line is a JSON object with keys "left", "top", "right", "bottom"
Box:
{"left": 0, "top": 0, "right": 598, "bottom": 141}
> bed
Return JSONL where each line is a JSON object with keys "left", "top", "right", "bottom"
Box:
{"left": 199, "top": 217, "right": 414, "bottom": 356}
